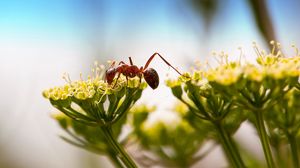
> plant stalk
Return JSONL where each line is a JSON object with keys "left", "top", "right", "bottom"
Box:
{"left": 107, "top": 150, "right": 126, "bottom": 168}
{"left": 215, "top": 123, "right": 246, "bottom": 168}
{"left": 287, "top": 133, "right": 299, "bottom": 168}
{"left": 102, "top": 127, "right": 137, "bottom": 168}
{"left": 254, "top": 110, "right": 275, "bottom": 168}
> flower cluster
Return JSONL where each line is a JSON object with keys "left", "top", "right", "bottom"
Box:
{"left": 206, "top": 61, "right": 242, "bottom": 85}
{"left": 44, "top": 62, "right": 147, "bottom": 168}
{"left": 52, "top": 111, "right": 130, "bottom": 168}
{"left": 166, "top": 42, "right": 300, "bottom": 168}
{"left": 128, "top": 103, "right": 212, "bottom": 168}
{"left": 44, "top": 43, "right": 300, "bottom": 168}
{"left": 43, "top": 69, "right": 146, "bottom": 102}
{"left": 43, "top": 62, "right": 147, "bottom": 126}
{"left": 43, "top": 79, "right": 104, "bottom": 101}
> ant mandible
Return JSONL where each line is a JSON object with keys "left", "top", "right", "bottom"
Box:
{"left": 105, "top": 52, "right": 183, "bottom": 89}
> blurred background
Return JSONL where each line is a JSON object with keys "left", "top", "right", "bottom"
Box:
{"left": 0, "top": 0, "right": 300, "bottom": 167}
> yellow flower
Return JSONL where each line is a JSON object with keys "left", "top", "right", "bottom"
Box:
{"left": 243, "top": 64, "right": 265, "bottom": 82}
{"left": 141, "top": 111, "right": 194, "bottom": 143}
{"left": 165, "top": 78, "right": 182, "bottom": 88}
{"left": 43, "top": 62, "right": 147, "bottom": 101}
{"left": 264, "top": 57, "right": 300, "bottom": 79}
{"left": 205, "top": 61, "right": 242, "bottom": 85}
{"left": 256, "top": 54, "right": 279, "bottom": 66}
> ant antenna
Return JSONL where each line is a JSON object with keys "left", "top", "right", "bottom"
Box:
{"left": 143, "top": 52, "right": 183, "bottom": 76}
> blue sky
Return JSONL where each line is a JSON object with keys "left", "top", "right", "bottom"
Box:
{"left": 0, "top": 0, "right": 88, "bottom": 40}
{"left": 0, "top": 1, "right": 164, "bottom": 39}
{"left": 0, "top": 1, "right": 258, "bottom": 40}
{"left": 1, "top": 0, "right": 299, "bottom": 49}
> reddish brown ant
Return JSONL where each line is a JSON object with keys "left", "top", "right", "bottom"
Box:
{"left": 105, "top": 52, "right": 183, "bottom": 89}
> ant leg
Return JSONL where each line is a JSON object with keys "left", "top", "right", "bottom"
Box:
{"left": 112, "top": 73, "right": 121, "bottom": 88}
{"left": 137, "top": 67, "right": 143, "bottom": 87}
{"left": 143, "top": 52, "right": 183, "bottom": 75}
{"left": 118, "top": 61, "right": 126, "bottom": 65}
{"left": 109, "top": 61, "right": 116, "bottom": 68}
{"left": 138, "top": 75, "right": 142, "bottom": 87}
{"left": 129, "top": 57, "right": 133, "bottom": 65}
{"left": 109, "top": 61, "right": 125, "bottom": 69}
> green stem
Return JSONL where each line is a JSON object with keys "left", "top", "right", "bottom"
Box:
{"left": 102, "top": 126, "right": 137, "bottom": 168}
{"left": 274, "top": 143, "right": 285, "bottom": 168}
{"left": 287, "top": 133, "right": 299, "bottom": 168}
{"left": 215, "top": 123, "right": 246, "bottom": 168}
{"left": 254, "top": 110, "right": 275, "bottom": 168}
{"left": 107, "top": 150, "right": 126, "bottom": 168}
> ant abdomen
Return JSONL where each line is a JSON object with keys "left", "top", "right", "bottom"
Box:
{"left": 143, "top": 68, "right": 159, "bottom": 89}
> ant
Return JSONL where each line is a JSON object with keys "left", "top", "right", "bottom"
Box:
{"left": 105, "top": 52, "right": 183, "bottom": 89}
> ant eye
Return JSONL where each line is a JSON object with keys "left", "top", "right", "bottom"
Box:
{"left": 143, "top": 68, "right": 159, "bottom": 89}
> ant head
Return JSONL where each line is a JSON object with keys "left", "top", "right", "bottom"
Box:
{"left": 105, "top": 68, "right": 117, "bottom": 84}
{"left": 143, "top": 68, "right": 159, "bottom": 89}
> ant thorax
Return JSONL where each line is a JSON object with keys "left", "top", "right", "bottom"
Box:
{"left": 119, "top": 65, "right": 140, "bottom": 78}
